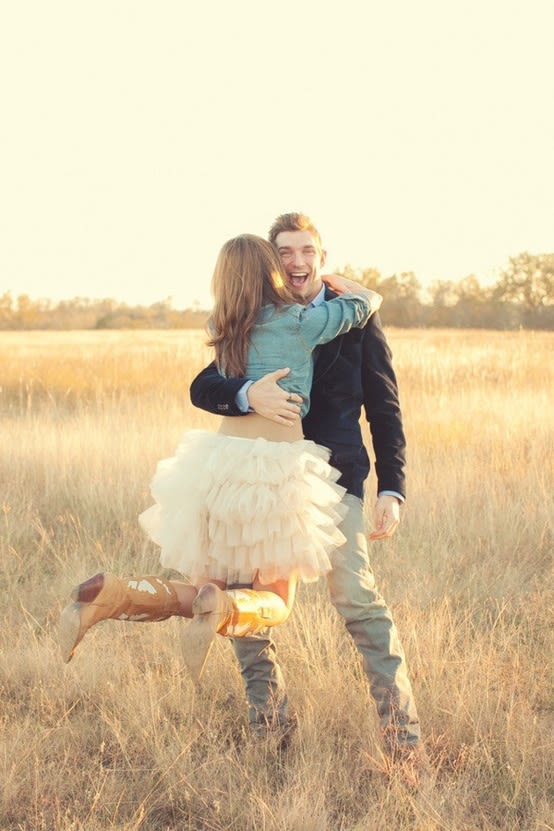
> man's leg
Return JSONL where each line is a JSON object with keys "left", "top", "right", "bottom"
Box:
{"left": 182, "top": 580, "right": 293, "bottom": 683}
{"left": 229, "top": 582, "right": 291, "bottom": 734}
{"left": 327, "top": 494, "right": 421, "bottom": 751}
{"left": 231, "top": 634, "right": 290, "bottom": 732}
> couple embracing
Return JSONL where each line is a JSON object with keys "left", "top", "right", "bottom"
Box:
{"left": 61, "top": 211, "right": 425, "bottom": 779}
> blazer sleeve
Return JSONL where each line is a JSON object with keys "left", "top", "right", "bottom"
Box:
{"left": 360, "top": 313, "right": 407, "bottom": 498}
{"left": 189, "top": 361, "right": 248, "bottom": 416}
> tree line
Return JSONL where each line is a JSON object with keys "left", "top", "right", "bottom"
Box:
{"left": 2, "top": 252, "right": 552, "bottom": 330}
{"left": 0, "top": 295, "right": 209, "bottom": 331}
{"left": 343, "top": 251, "right": 553, "bottom": 330}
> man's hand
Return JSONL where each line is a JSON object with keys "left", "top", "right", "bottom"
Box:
{"left": 368, "top": 494, "right": 401, "bottom": 540}
{"left": 247, "top": 368, "right": 302, "bottom": 425}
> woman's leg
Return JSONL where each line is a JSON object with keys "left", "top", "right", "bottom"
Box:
{"left": 60, "top": 572, "right": 198, "bottom": 663}
{"left": 195, "top": 574, "right": 296, "bottom": 634}
{"left": 181, "top": 575, "right": 297, "bottom": 681}
{"left": 252, "top": 575, "right": 297, "bottom": 610}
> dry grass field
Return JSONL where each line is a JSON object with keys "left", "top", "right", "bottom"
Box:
{"left": 1, "top": 328, "right": 553, "bottom": 831}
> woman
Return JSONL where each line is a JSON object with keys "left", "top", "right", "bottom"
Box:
{"left": 60, "top": 235, "right": 381, "bottom": 680}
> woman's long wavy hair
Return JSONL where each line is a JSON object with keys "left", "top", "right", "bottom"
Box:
{"left": 207, "top": 234, "right": 296, "bottom": 378}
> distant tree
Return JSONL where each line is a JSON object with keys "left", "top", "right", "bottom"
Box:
{"left": 336, "top": 266, "right": 423, "bottom": 326}
{"left": 429, "top": 279, "right": 458, "bottom": 308}
{"left": 494, "top": 252, "right": 554, "bottom": 328}
{"left": 377, "top": 272, "right": 423, "bottom": 326}
{"left": 0, "top": 292, "right": 14, "bottom": 326}
{"left": 340, "top": 264, "right": 381, "bottom": 291}
{"left": 427, "top": 280, "right": 459, "bottom": 326}
{"left": 453, "top": 275, "right": 491, "bottom": 327}
{"left": 15, "top": 294, "right": 42, "bottom": 327}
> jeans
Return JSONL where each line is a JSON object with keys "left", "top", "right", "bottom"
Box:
{"left": 231, "top": 493, "right": 421, "bottom": 747}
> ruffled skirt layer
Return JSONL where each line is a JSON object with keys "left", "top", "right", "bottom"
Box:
{"left": 138, "top": 430, "right": 347, "bottom": 585}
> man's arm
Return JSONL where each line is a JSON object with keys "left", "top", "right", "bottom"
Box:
{"left": 189, "top": 361, "right": 247, "bottom": 416}
{"left": 190, "top": 363, "right": 302, "bottom": 423}
{"left": 361, "top": 313, "right": 407, "bottom": 500}
{"left": 359, "top": 313, "right": 406, "bottom": 540}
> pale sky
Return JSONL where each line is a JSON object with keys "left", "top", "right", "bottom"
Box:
{"left": 1, "top": 0, "right": 553, "bottom": 309}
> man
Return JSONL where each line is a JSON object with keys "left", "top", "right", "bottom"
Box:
{"left": 190, "top": 212, "right": 424, "bottom": 773}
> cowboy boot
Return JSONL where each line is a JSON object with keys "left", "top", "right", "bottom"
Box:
{"left": 60, "top": 572, "right": 181, "bottom": 663}
{"left": 181, "top": 583, "right": 290, "bottom": 682}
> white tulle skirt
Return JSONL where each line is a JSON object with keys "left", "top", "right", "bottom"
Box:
{"left": 138, "top": 430, "right": 348, "bottom": 586}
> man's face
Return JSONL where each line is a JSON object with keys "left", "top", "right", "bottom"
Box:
{"left": 274, "top": 230, "right": 327, "bottom": 304}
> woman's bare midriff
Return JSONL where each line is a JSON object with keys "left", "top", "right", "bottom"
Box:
{"left": 218, "top": 413, "right": 304, "bottom": 443}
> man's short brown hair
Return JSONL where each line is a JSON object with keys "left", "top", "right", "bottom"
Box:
{"left": 268, "top": 212, "right": 323, "bottom": 251}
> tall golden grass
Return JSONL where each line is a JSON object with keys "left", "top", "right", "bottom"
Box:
{"left": 1, "top": 328, "right": 552, "bottom": 831}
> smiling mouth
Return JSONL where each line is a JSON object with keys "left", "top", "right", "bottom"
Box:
{"left": 289, "top": 272, "right": 309, "bottom": 287}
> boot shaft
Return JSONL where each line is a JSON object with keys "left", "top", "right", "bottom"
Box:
{"left": 60, "top": 572, "right": 182, "bottom": 663}
{"left": 219, "top": 589, "right": 290, "bottom": 637}
{"left": 73, "top": 573, "right": 180, "bottom": 623}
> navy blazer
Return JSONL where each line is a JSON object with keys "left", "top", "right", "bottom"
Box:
{"left": 189, "top": 290, "right": 406, "bottom": 500}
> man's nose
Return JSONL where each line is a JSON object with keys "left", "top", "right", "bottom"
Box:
{"left": 292, "top": 251, "right": 305, "bottom": 267}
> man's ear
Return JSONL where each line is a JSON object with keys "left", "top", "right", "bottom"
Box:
{"left": 319, "top": 249, "right": 327, "bottom": 268}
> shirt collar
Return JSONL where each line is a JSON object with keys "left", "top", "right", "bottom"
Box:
{"left": 309, "top": 284, "right": 326, "bottom": 308}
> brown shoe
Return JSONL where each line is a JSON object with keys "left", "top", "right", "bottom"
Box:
{"left": 248, "top": 713, "right": 298, "bottom": 751}
{"left": 386, "top": 744, "right": 435, "bottom": 792}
